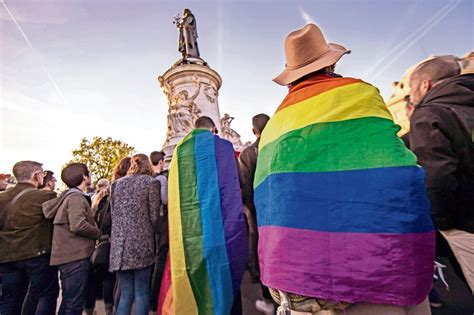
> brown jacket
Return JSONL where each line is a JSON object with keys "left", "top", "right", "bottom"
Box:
{"left": 0, "top": 183, "right": 57, "bottom": 263}
{"left": 43, "top": 188, "right": 101, "bottom": 266}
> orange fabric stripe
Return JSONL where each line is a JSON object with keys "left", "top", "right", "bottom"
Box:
{"left": 161, "top": 288, "right": 173, "bottom": 315}
{"left": 276, "top": 77, "right": 362, "bottom": 113}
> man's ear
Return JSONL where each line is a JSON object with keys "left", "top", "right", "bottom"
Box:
{"left": 252, "top": 128, "right": 258, "bottom": 136}
{"left": 420, "top": 79, "right": 432, "bottom": 94}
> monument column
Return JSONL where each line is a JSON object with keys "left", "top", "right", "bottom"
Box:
{"left": 159, "top": 63, "right": 222, "bottom": 164}
{"left": 158, "top": 8, "right": 225, "bottom": 166}
{"left": 158, "top": 9, "right": 246, "bottom": 166}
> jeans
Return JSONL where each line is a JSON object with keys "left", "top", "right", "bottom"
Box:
{"left": 116, "top": 266, "right": 152, "bottom": 315}
{"left": 58, "top": 258, "right": 91, "bottom": 315}
{"left": 0, "top": 254, "right": 59, "bottom": 315}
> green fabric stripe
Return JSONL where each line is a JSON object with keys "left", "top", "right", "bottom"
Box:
{"left": 255, "top": 117, "right": 417, "bottom": 187}
{"left": 177, "top": 134, "right": 214, "bottom": 314}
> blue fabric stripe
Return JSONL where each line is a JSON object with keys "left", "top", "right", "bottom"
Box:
{"left": 255, "top": 166, "right": 433, "bottom": 233}
{"left": 194, "top": 132, "right": 234, "bottom": 314}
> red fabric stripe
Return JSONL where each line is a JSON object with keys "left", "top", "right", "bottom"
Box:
{"left": 157, "top": 255, "right": 172, "bottom": 315}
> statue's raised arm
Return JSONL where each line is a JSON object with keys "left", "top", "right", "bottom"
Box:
{"left": 176, "top": 8, "right": 200, "bottom": 60}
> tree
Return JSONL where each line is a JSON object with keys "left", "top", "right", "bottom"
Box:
{"left": 70, "top": 136, "right": 135, "bottom": 183}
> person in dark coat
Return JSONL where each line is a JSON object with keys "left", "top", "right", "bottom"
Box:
{"left": 0, "top": 161, "right": 58, "bottom": 315}
{"left": 408, "top": 56, "right": 474, "bottom": 293}
{"left": 149, "top": 150, "right": 168, "bottom": 313}
{"left": 239, "top": 114, "right": 275, "bottom": 314}
{"left": 109, "top": 154, "right": 161, "bottom": 315}
{"left": 238, "top": 114, "right": 274, "bottom": 314}
{"left": 84, "top": 178, "right": 115, "bottom": 315}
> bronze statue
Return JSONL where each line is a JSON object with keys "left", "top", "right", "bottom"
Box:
{"left": 175, "top": 8, "right": 200, "bottom": 60}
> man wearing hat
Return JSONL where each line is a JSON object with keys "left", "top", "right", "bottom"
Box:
{"left": 254, "top": 23, "right": 434, "bottom": 314}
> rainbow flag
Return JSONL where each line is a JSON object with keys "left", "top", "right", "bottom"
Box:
{"left": 158, "top": 129, "right": 248, "bottom": 315}
{"left": 254, "top": 75, "right": 435, "bottom": 306}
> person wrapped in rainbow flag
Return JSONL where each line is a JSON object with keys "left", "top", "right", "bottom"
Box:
{"left": 158, "top": 116, "right": 248, "bottom": 315}
{"left": 254, "top": 23, "right": 436, "bottom": 314}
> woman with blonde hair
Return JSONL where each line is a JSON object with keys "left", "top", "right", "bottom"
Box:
{"left": 109, "top": 154, "right": 161, "bottom": 315}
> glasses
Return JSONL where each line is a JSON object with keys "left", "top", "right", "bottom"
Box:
{"left": 34, "top": 171, "right": 47, "bottom": 178}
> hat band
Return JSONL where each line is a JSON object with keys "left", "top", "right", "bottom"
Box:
{"left": 285, "top": 48, "right": 332, "bottom": 70}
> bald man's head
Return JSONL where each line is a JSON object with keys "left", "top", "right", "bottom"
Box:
{"left": 408, "top": 56, "right": 460, "bottom": 107}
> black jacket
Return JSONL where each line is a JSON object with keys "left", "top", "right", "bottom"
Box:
{"left": 409, "top": 74, "right": 474, "bottom": 233}
{"left": 239, "top": 139, "right": 259, "bottom": 217}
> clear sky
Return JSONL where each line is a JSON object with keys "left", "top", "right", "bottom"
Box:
{"left": 1, "top": 0, "right": 473, "bottom": 178}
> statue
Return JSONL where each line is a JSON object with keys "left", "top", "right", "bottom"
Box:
{"left": 220, "top": 113, "right": 246, "bottom": 151}
{"left": 175, "top": 8, "right": 200, "bottom": 60}
{"left": 166, "top": 81, "right": 202, "bottom": 138}
{"left": 220, "top": 113, "right": 234, "bottom": 137}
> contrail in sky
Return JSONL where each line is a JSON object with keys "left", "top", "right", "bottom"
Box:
{"left": 217, "top": 2, "right": 224, "bottom": 72}
{"left": 370, "top": 0, "right": 461, "bottom": 80}
{"left": 298, "top": 6, "right": 314, "bottom": 24}
{"left": 363, "top": 0, "right": 461, "bottom": 79}
{"left": 1, "top": 0, "right": 68, "bottom": 105}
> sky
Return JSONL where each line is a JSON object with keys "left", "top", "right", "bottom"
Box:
{"left": 1, "top": 0, "right": 473, "bottom": 178}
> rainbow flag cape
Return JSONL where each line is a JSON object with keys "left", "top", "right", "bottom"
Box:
{"left": 158, "top": 129, "right": 248, "bottom": 315}
{"left": 254, "top": 75, "right": 435, "bottom": 306}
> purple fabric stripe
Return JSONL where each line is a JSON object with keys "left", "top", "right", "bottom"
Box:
{"left": 258, "top": 226, "right": 435, "bottom": 306}
{"left": 214, "top": 137, "right": 248, "bottom": 295}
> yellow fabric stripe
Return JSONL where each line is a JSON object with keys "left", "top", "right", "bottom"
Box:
{"left": 260, "top": 82, "right": 393, "bottom": 150}
{"left": 168, "top": 152, "right": 198, "bottom": 314}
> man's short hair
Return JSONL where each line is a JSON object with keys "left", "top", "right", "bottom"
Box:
{"left": 12, "top": 161, "right": 43, "bottom": 182}
{"left": 194, "top": 116, "right": 216, "bottom": 129}
{"left": 38, "top": 171, "right": 54, "bottom": 189}
{"left": 61, "top": 163, "right": 89, "bottom": 188}
{"left": 411, "top": 56, "right": 461, "bottom": 84}
{"left": 150, "top": 151, "right": 166, "bottom": 166}
{"left": 252, "top": 113, "right": 270, "bottom": 135}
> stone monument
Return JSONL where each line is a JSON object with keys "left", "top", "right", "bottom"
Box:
{"left": 159, "top": 9, "right": 246, "bottom": 165}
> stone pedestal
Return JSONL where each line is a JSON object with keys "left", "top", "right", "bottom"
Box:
{"left": 159, "top": 63, "right": 222, "bottom": 165}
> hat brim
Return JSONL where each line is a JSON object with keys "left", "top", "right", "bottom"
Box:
{"left": 273, "top": 43, "right": 350, "bottom": 86}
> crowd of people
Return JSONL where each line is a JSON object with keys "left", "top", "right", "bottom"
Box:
{"left": 0, "top": 22, "right": 473, "bottom": 315}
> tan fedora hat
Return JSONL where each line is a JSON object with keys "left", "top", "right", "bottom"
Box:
{"left": 273, "top": 23, "right": 351, "bottom": 86}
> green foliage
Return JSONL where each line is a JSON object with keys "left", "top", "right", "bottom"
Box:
{"left": 70, "top": 137, "right": 135, "bottom": 183}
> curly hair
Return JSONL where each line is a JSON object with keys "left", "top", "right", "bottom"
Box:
{"left": 112, "top": 157, "right": 131, "bottom": 181}
{"left": 127, "top": 154, "right": 154, "bottom": 176}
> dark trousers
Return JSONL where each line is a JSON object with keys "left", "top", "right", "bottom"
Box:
{"left": 0, "top": 254, "right": 59, "bottom": 315}
{"left": 230, "top": 289, "right": 242, "bottom": 315}
{"left": 58, "top": 258, "right": 91, "bottom": 315}
{"left": 85, "top": 266, "right": 116, "bottom": 310}
{"left": 150, "top": 243, "right": 168, "bottom": 311}
{"left": 436, "top": 230, "right": 469, "bottom": 288}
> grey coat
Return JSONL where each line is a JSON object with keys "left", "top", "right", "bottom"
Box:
{"left": 109, "top": 175, "right": 160, "bottom": 271}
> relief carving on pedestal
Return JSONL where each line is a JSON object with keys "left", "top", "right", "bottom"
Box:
{"left": 164, "top": 79, "right": 203, "bottom": 143}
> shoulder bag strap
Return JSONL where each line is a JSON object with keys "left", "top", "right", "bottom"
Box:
{"left": 6, "top": 187, "right": 35, "bottom": 212}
